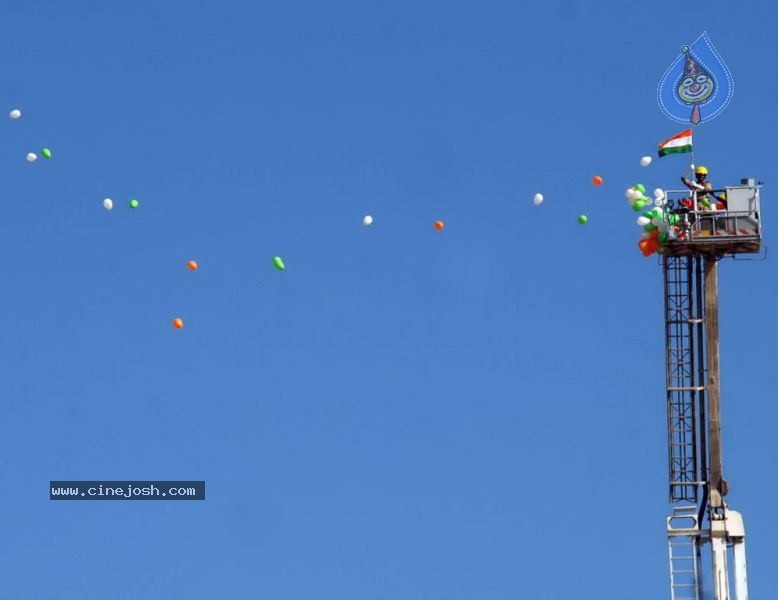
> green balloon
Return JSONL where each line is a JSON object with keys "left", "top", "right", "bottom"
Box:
{"left": 129, "top": 199, "right": 139, "bottom": 208}
{"left": 273, "top": 256, "right": 285, "bottom": 270}
{"left": 578, "top": 215, "right": 588, "bottom": 224}
{"left": 659, "top": 232, "right": 668, "bottom": 244}
{"left": 635, "top": 184, "right": 646, "bottom": 194}
{"left": 41, "top": 148, "right": 52, "bottom": 159}
{"left": 633, "top": 200, "right": 646, "bottom": 211}
{"left": 644, "top": 223, "right": 657, "bottom": 232}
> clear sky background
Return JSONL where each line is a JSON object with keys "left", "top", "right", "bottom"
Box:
{"left": 2, "top": 1, "right": 776, "bottom": 598}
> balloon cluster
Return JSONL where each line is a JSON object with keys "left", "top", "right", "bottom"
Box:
{"left": 626, "top": 184, "right": 678, "bottom": 257}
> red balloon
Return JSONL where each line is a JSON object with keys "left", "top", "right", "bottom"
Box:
{"left": 638, "top": 237, "right": 659, "bottom": 257}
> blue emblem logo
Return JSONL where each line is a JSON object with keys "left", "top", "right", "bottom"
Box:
{"left": 657, "top": 32, "right": 734, "bottom": 125}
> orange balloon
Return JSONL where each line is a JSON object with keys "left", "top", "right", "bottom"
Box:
{"left": 187, "top": 260, "right": 198, "bottom": 271}
{"left": 434, "top": 220, "right": 445, "bottom": 230}
{"left": 173, "top": 318, "right": 184, "bottom": 329}
{"left": 592, "top": 175, "right": 603, "bottom": 186}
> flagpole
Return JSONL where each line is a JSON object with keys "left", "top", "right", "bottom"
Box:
{"left": 690, "top": 127, "right": 697, "bottom": 209}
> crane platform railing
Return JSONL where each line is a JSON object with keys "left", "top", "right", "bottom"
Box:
{"left": 660, "top": 183, "right": 762, "bottom": 256}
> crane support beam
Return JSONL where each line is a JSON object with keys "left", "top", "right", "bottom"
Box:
{"left": 727, "top": 510, "right": 748, "bottom": 600}
{"left": 704, "top": 257, "right": 726, "bottom": 508}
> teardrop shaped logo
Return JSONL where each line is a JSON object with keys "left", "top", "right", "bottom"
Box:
{"left": 657, "top": 32, "right": 734, "bottom": 125}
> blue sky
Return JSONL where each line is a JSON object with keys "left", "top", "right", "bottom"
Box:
{"left": 2, "top": 1, "right": 777, "bottom": 598}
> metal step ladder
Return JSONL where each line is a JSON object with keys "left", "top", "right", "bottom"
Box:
{"left": 668, "top": 507, "right": 703, "bottom": 600}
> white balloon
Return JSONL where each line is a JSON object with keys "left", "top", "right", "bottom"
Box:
{"left": 626, "top": 188, "right": 638, "bottom": 199}
{"left": 637, "top": 216, "right": 650, "bottom": 226}
{"left": 533, "top": 193, "right": 544, "bottom": 205}
{"left": 640, "top": 156, "right": 652, "bottom": 166}
{"left": 362, "top": 215, "right": 373, "bottom": 226}
{"left": 9, "top": 109, "right": 21, "bottom": 119}
{"left": 26, "top": 152, "right": 37, "bottom": 162}
{"left": 103, "top": 198, "right": 114, "bottom": 210}
{"left": 641, "top": 231, "right": 651, "bottom": 239}
{"left": 654, "top": 188, "right": 665, "bottom": 198}
{"left": 654, "top": 197, "right": 666, "bottom": 207}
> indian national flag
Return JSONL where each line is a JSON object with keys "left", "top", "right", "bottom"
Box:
{"left": 658, "top": 129, "right": 693, "bottom": 157}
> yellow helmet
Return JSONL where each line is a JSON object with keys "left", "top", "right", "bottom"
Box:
{"left": 695, "top": 166, "right": 709, "bottom": 176}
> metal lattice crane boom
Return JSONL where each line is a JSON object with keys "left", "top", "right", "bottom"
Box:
{"left": 659, "top": 180, "right": 760, "bottom": 600}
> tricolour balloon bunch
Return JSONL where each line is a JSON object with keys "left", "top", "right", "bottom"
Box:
{"left": 626, "top": 184, "right": 678, "bottom": 257}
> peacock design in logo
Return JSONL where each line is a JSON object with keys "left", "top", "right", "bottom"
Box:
{"left": 657, "top": 32, "right": 733, "bottom": 126}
